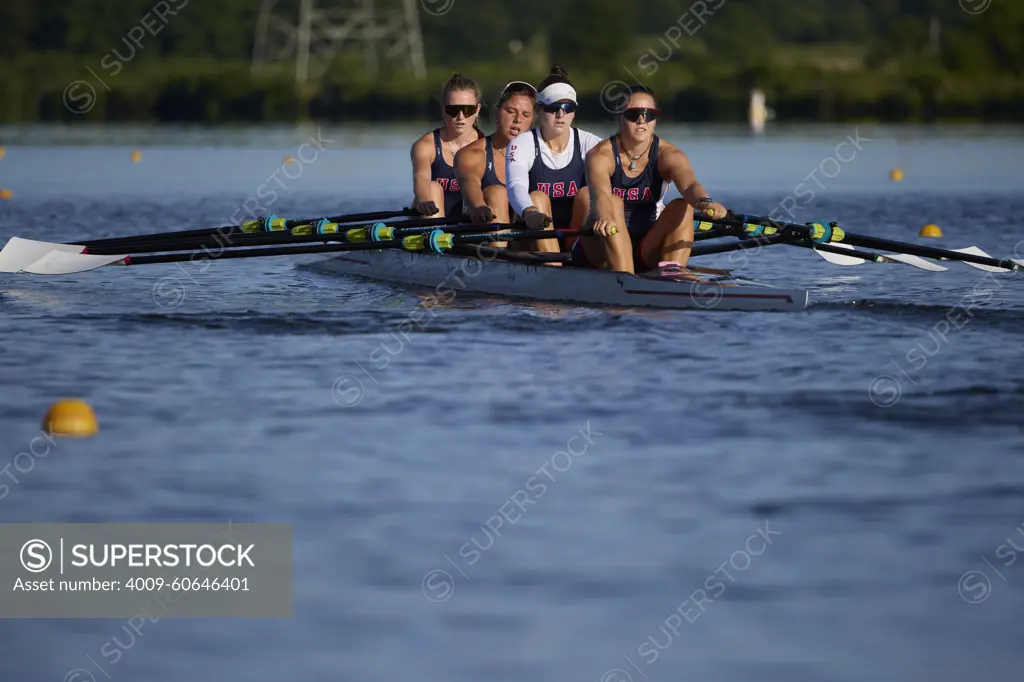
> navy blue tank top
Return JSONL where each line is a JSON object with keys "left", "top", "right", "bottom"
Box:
{"left": 430, "top": 128, "right": 468, "bottom": 216}
{"left": 482, "top": 136, "right": 503, "bottom": 189}
{"left": 612, "top": 135, "right": 664, "bottom": 230}
{"left": 528, "top": 129, "right": 585, "bottom": 228}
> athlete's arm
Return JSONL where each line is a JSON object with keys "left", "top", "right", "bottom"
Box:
{"left": 659, "top": 143, "right": 726, "bottom": 217}
{"left": 505, "top": 131, "right": 537, "bottom": 218}
{"left": 455, "top": 142, "right": 492, "bottom": 221}
{"left": 585, "top": 141, "right": 618, "bottom": 236}
{"left": 411, "top": 135, "right": 439, "bottom": 215}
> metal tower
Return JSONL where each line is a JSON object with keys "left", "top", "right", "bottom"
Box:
{"left": 252, "top": 0, "right": 427, "bottom": 84}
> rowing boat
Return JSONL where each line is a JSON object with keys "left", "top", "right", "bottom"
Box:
{"left": 1, "top": 209, "right": 1019, "bottom": 314}
{"left": 297, "top": 248, "right": 810, "bottom": 312}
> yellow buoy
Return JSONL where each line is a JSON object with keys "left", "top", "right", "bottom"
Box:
{"left": 131, "top": 150, "right": 142, "bottom": 163}
{"left": 920, "top": 224, "right": 943, "bottom": 238}
{"left": 42, "top": 399, "right": 99, "bottom": 438}
{"left": 890, "top": 168, "right": 904, "bottom": 182}
{"left": 0, "top": 147, "right": 6, "bottom": 160}
{"left": 0, "top": 189, "right": 12, "bottom": 200}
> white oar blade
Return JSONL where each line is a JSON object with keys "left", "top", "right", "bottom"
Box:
{"left": 880, "top": 253, "right": 948, "bottom": 272}
{"left": 813, "top": 243, "right": 865, "bottom": 266}
{"left": 950, "top": 246, "right": 1013, "bottom": 272}
{"left": 0, "top": 237, "right": 85, "bottom": 273}
{"left": 21, "top": 250, "right": 128, "bottom": 275}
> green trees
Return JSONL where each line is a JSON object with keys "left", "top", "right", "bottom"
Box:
{"left": 0, "top": 0, "right": 1020, "bottom": 122}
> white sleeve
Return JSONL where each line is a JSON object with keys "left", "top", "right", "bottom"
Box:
{"left": 505, "top": 131, "right": 536, "bottom": 217}
{"left": 577, "top": 129, "right": 605, "bottom": 158}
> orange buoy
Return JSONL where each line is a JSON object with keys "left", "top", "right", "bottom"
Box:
{"left": 0, "top": 189, "right": 12, "bottom": 200}
{"left": 890, "top": 168, "right": 904, "bottom": 182}
{"left": 920, "top": 224, "right": 943, "bottom": 238}
{"left": 131, "top": 150, "right": 142, "bottom": 163}
{"left": 284, "top": 155, "right": 296, "bottom": 164}
{"left": 42, "top": 399, "right": 99, "bottom": 437}
{"left": 0, "top": 147, "right": 6, "bottom": 160}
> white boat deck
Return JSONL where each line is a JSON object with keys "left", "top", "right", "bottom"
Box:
{"left": 297, "top": 248, "right": 810, "bottom": 312}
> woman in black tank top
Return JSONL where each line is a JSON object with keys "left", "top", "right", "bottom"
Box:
{"left": 410, "top": 73, "right": 485, "bottom": 218}
{"left": 572, "top": 86, "right": 728, "bottom": 275}
{"left": 453, "top": 81, "right": 537, "bottom": 245}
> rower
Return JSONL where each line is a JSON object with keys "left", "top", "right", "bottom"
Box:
{"left": 573, "top": 86, "right": 728, "bottom": 274}
{"left": 506, "top": 65, "right": 602, "bottom": 256}
{"left": 410, "top": 73, "right": 484, "bottom": 218}
{"left": 454, "top": 81, "right": 537, "bottom": 246}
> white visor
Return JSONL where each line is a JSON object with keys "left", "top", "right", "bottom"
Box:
{"left": 537, "top": 82, "right": 577, "bottom": 106}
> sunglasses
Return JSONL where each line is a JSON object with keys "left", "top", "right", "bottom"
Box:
{"left": 444, "top": 104, "right": 478, "bottom": 118}
{"left": 623, "top": 107, "right": 658, "bottom": 122}
{"left": 543, "top": 101, "right": 577, "bottom": 115}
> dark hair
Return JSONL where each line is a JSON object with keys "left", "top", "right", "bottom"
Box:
{"left": 624, "top": 84, "right": 657, "bottom": 108}
{"left": 537, "top": 64, "right": 573, "bottom": 91}
{"left": 440, "top": 72, "right": 483, "bottom": 134}
{"left": 441, "top": 72, "right": 482, "bottom": 103}
{"left": 496, "top": 82, "right": 537, "bottom": 108}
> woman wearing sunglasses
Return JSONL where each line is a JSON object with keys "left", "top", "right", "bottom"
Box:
{"left": 506, "top": 65, "right": 602, "bottom": 255}
{"left": 410, "top": 73, "right": 485, "bottom": 218}
{"left": 454, "top": 81, "right": 537, "bottom": 243}
{"left": 572, "top": 86, "right": 728, "bottom": 274}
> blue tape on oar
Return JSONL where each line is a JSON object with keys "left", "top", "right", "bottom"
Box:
{"left": 314, "top": 218, "right": 331, "bottom": 234}
{"left": 807, "top": 221, "right": 835, "bottom": 243}
{"left": 261, "top": 215, "right": 281, "bottom": 232}
{"left": 426, "top": 229, "right": 448, "bottom": 253}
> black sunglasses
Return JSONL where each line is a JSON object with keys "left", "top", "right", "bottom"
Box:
{"left": 622, "top": 107, "right": 658, "bottom": 122}
{"left": 543, "top": 101, "right": 577, "bottom": 115}
{"left": 444, "top": 104, "right": 478, "bottom": 118}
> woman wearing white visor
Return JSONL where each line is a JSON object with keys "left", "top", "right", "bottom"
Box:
{"left": 506, "top": 65, "right": 602, "bottom": 255}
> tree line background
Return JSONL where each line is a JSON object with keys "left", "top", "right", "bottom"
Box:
{"left": 1, "top": 0, "right": 1021, "bottom": 123}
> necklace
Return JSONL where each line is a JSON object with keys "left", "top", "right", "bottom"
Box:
{"left": 621, "top": 136, "right": 651, "bottom": 170}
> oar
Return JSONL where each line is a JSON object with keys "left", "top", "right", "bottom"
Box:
{"left": 707, "top": 213, "right": 1024, "bottom": 272}
{"left": 690, "top": 225, "right": 949, "bottom": 271}
{"left": 0, "top": 215, "right": 465, "bottom": 273}
{"left": 75, "top": 207, "right": 422, "bottom": 248}
{"left": 81, "top": 217, "right": 463, "bottom": 255}
{"left": 16, "top": 227, "right": 589, "bottom": 276}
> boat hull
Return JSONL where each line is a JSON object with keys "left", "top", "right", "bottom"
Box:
{"left": 297, "top": 249, "right": 809, "bottom": 312}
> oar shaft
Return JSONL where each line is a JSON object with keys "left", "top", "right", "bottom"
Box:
{"left": 122, "top": 227, "right": 581, "bottom": 266}
{"left": 83, "top": 217, "right": 457, "bottom": 255}
{"left": 77, "top": 208, "right": 420, "bottom": 248}
{"left": 715, "top": 214, "right": 1021, "bottom": 271}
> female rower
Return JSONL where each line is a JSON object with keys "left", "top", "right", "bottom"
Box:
{"left": 506, "top": 65, "right": 602, "bottom": 255}
{"left": 454, "top": 80, "right": 537, "bottom": 236}
{"left": 410, "top": 73, "right": 484, "bottom": 218}
{"left": 573, "top": 86, "right": 728, "bottom": 274}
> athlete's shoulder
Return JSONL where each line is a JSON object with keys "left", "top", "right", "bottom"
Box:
{"left": 585, "top": 136, "right": 614, "bottom": 158}
{"left": 412, "top": 129, "right": 437, "bottom": 151}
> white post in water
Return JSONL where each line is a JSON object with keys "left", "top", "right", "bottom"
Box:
{"left": 749, "top": 88, "right": 767, "bottom": 135}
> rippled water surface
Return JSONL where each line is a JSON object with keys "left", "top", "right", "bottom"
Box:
{"left": 1, "top": 124, "right": 1023, "bottom": 682}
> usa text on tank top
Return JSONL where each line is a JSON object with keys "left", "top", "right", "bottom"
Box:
{"left": 528, "top": 129, "right": 585, "bottom": 200}
{"left": 612, "top": 135, "right": 664, "bottom": 224}
{"left": 430, "top": 128, "right": 464, "bottom": 215}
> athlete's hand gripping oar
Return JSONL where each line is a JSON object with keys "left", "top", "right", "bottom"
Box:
{"left": 704, "top": 212, "right": 1024, "bottom": 272}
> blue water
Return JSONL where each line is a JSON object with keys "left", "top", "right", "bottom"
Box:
{"left": 1, "top": 124, "right": 1023, "bottom": 682}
